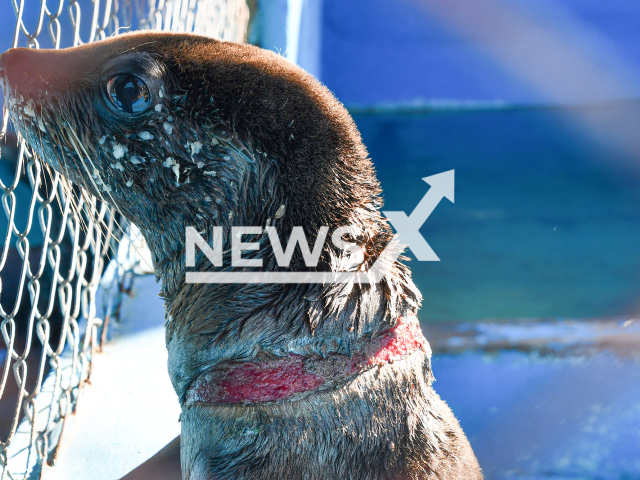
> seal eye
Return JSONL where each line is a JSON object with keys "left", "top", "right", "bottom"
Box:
{"left": 106, "top": 74, "right": 150, "bottom": 114}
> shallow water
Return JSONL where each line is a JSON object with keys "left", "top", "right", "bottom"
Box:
{"left": 354, "top": 104, "right": 640, "bottom": 322}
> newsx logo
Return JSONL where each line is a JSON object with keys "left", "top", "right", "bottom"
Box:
{"left": 185, "top": 170, "right": 454, "bottom": 284}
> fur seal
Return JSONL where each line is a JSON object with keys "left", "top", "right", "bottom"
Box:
{"left": 0, "top": 33, "right": 482, "bottom": 479}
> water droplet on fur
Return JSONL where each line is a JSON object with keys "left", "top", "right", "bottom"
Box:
{"left": 26, "top": 102, "right": 35, "bottom": 117}
{"left": 190, "top": 141, "right": 203, "bottom": 155}
{"left": 113, "top": 143, "right": 127, "bottom": 159}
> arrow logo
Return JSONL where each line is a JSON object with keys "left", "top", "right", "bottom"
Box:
{"left": 382, "top": 170, "right": 455, "bottom": 261}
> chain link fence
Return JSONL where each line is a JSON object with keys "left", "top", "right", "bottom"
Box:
{"left": 0, "top": 0, "right": 249, "bottom": 477}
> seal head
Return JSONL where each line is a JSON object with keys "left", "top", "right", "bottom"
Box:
{"left": 0, "top": 33, "right": 481, "bottom": 479}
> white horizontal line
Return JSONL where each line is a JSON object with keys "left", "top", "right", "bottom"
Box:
{"left": 185, "top": 271, "right": 376, "bottom": 284}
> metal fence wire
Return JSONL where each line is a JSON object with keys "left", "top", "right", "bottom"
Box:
{"left": 0, "top": 0, "right": 249, "bottom": 477}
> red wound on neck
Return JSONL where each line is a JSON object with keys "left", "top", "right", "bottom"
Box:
{"left": 186, "top": 316, "right": 427, "bottom": 405}
{"left": 214, "top": 356, "right": 324, "bottom": 403}
{"left": 369, "top": 316, "right": 427, "bottom": 365}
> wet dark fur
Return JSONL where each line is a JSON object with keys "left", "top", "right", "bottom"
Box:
{"left": 0, "top": 33, "right": 481, "bottom": 479}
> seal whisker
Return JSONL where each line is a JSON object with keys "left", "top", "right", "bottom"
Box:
{"left": 58, "top": 119, "right": 150, "bottom": 264}
{"left": 64, "top": 126, "right": 130, "bottom": 233}
{"left": 62, "top": 123, "right": 122, "bottom": 227}
{"left": 60, "top": 123, "right": 109, "bottom": 201}
{"left": 45, "top": 121, "right": 96, "bottom": 235}
{"left": 35, "top": 151, "right": 69, "bottom": 224}
{"left": 60, "top": 126, "right": 122, "bottom": 248}
{"left": 1, "top": 105, "right": 9, "bottom": 141}
{"left": 31, "top": 118, "right": 63, "bottom": 212}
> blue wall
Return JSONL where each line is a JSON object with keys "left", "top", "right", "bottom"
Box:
{"left": 319, "top": 0, "right": 640, "bottom": 107}
{"left": 321, "top": 0, "right": 537, "bottom": 106}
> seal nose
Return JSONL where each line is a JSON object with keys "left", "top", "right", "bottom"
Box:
{"left": 0, "top": 47, "right": 92, "bottom": 95}
{"left": 0, "top": 48, "right": 36, "bottom": 88}
{"left": 0, "top": 49, "right": 10, "bottom": 83}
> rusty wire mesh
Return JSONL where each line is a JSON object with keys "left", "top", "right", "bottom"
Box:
{"left": 0, "top": 0, "right": 249, "bottom": 477}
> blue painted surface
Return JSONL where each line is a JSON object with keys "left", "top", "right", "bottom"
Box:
{"left": 255, "top": 0, "right": 288, "bottom": 55}
{"left": 321, "top": 0, "right": 536, "bottom": 105}
{"left": 433, "top": 351, "right": 640, "bottom": 478}
{"left": 292, "top": 0, "right": 323, "bottom": 79}
{"left": 250, "top": 0, "right": 322, "bottom": 78}
{"left": 320, "top": 0, "right": 640, "bottom": 106}
{"left": 354, "top": 105, "right": 640, "bottom": 321}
